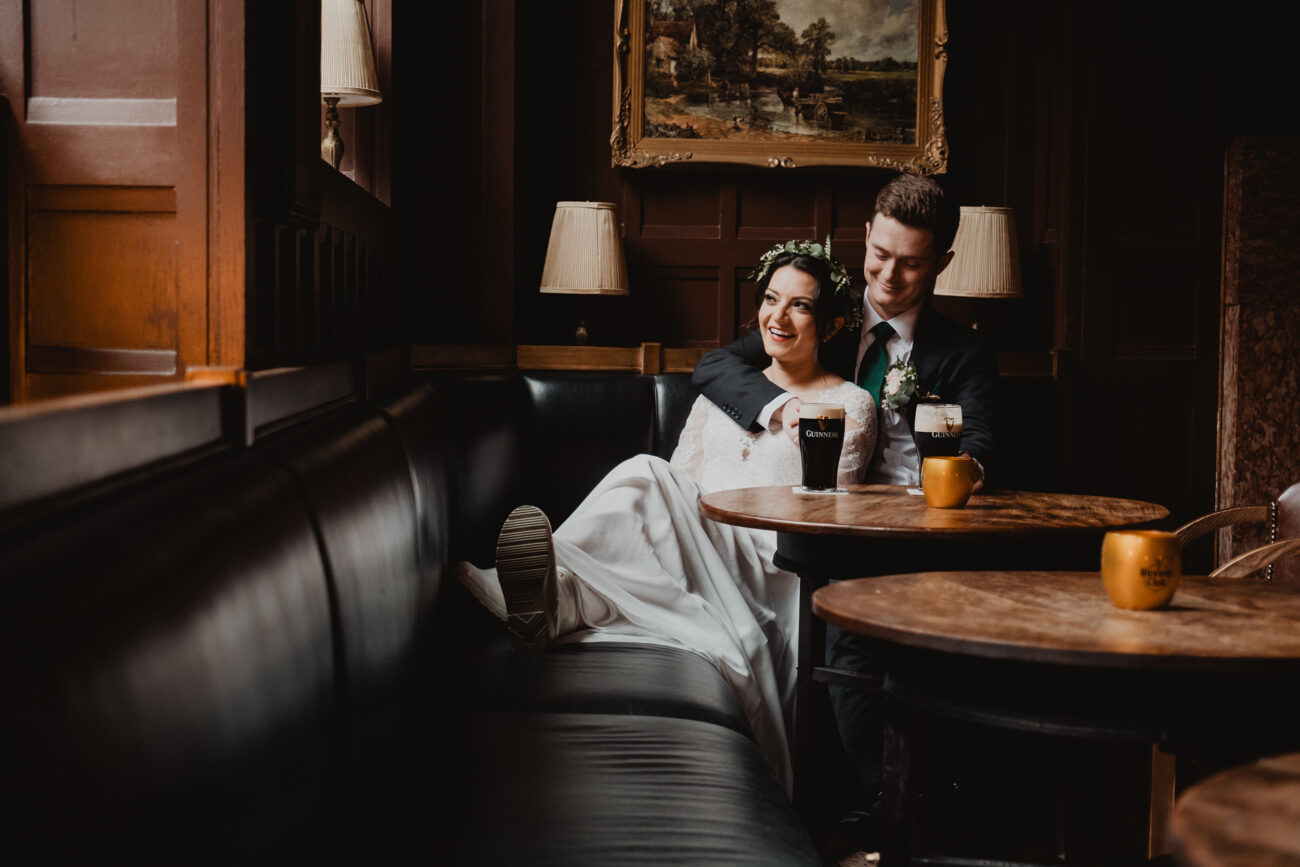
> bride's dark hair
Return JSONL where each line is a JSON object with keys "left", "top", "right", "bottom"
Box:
{"left": 750, "top": 252, "right": 841, "bottom": 340}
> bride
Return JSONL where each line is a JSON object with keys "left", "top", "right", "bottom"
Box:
{"left": 458, "top": 241, "right": 876, "bottom": 790}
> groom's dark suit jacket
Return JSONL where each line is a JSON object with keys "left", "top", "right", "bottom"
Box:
{"left": 692, "top": 303, "right": 999, "bottom": 483}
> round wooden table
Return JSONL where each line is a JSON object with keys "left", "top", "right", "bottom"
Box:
{"left": 700, "top": 483, "right": 1169, "bottom": 579}
{"left": 1171, "top": 752, "right": 1300, "bottom": 867}
{"left": 813, "top": 572, "right": 1300, "bottom": 864}
{"left": 813, "top": 571, "right": 1300, "bottom": 671}
{"left": 699, "top": 483, "right": 1169, "bottom": 539}
{"left": 698, "top": 484, "right": 1170, "bottom": 848}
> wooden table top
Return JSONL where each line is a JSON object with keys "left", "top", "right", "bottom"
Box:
{"left": 699, "top": 484, "right": 1168, "bottom": 539}
{"left": 812, "top": 572, "right": 1300, "bottom": 671}
{"left": 1171, "top": 753, "right": 1300, "bottom": 866}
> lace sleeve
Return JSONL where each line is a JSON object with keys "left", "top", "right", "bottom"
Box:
{"left": 837, "top": 385, "right": 877, "bottom": 486}
{"left": 669, "top": 395, "right": 711, "bottom": 484}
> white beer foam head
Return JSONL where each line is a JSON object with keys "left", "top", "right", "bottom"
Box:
{"left": 799, "top": 402, "right": 845, "bottom": 420}
{"left": 914, "top": 403, "right": 962, "bottom": 431}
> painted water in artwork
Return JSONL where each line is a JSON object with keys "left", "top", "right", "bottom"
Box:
{"left": 643, "top": 0, "right": 919, "bottom": 145}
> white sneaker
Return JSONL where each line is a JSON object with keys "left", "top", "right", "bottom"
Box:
{"left": 494, "top": 505, "right": 557, "bottom": 653}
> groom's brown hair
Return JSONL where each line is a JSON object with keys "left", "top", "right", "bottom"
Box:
{"left": 873, "top": 175, "right": 959, "bottom": 255}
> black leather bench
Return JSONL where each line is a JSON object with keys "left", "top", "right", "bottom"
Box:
{"left": 0, "top": 365, "right": 820, "bottom": 864}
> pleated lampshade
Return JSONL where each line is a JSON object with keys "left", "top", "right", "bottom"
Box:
{"left": 934, "top": 206, "right": 1022, "bottom": 299}
{"left": 539, "top": 202, "right": 630, "bottom": 296}
{"left": 321, "top": 0, "right": 382, "bottom": 107}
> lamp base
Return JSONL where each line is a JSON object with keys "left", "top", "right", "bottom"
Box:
{"left": 573, "top": 319, "right": 589, "bottom": 346}
{"left": 321, "top": 96, "right": 343, "bottom": 169}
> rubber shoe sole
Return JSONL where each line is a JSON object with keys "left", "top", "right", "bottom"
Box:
{"left": 495, "top": 505, "right": 557, "bottom": 653}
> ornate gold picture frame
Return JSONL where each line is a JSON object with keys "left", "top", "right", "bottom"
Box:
{"left": 612, "top": 0, "right": 948, "bottom": 173}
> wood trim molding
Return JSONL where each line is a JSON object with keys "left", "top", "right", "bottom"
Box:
{"left": 208, "top": 0, "right": 247, "bottom": 369}
{"left": 415, "top": 344, "right": 1054, "bottom": 379}
{"left": 27, "top": 345, "right": 178, "bottom": 376}
{"left": 411, "top": 343, "right": 707, "bottom": 374}
{"left": 245, "top": 362, "right": 359, "bottom": 438}
{"left": 518, "top": 344, "right": 643, "bottom": 372}
{"left": 411, "top": 344, "right": 517, "bottom": 371}
{"left": 0, "top": 382, "right": 230, "bottom": 512}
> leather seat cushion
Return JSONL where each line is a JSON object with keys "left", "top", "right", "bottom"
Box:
{"left": 425, "top": 373, "right": 530, "bottom": 565}
{"left": 654, "top": 372, "right": 698, "bottom": 460}
{"left": 461, "top": 712, "right": 820, "bottom": 865}
{"left": 469, "top": 639, "right": 752, "bottom": 738}
{"left": 522, "top": 372, "right": 658, "bottom": 524}
{"left": 371, "top": 378, "right": 453, "bottom": 612}
{"left": 260, "top": 402, "right": 424, "bottom": 696}
{"left": 0, "top": 450, "right": 343, "bottom": 861}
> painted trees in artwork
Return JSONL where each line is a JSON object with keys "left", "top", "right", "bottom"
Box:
{"left": 800, "top": 17, "right": 834, "bottom": 83}
{"left": 649, "top": 0, "right": 835, "bottom": 90}
{"left": 642, "top": 0, "right": 919, "bottom": 144}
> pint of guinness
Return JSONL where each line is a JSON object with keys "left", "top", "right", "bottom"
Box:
{"left": 913, "top": 402, "right": 963, "bottom": 463}
{"left": 798, "top": 403, "right": 846, "bottom": 491}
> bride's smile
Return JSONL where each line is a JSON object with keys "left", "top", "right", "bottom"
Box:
{"left": 758, "top": 265, "right": 819, "bottom": 364}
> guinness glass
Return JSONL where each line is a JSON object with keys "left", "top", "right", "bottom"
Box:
{"left": 914, "top": 403, "right": 963, "bottom": 463}
{"left": 798, "top": 403, "right": 846, "bottom": 491}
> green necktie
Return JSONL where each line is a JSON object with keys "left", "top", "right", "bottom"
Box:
{"left": 856, "top": 321, "right": 895, "bottom": 405}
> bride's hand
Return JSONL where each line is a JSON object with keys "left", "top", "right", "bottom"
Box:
{"left": 772, "top": 397, "right": 802, "bottom": 444}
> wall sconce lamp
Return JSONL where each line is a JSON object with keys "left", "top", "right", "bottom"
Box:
{"left": 539, "top": 202, "right": 630, "bottom": 345}
{"left": 320, "top": 0, "right": 382, "bottom": 170}
{"left": 934, "top": 206, "right": 1022, "bottom": 329}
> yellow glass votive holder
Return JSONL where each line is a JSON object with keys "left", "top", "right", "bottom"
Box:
{"left": 921, "top": 455, "right": 977, "bottom": 509}
{"left": 1100, "top": 529, "right": 1181, "bottom": 610}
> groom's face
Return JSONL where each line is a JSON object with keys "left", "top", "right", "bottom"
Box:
{"left": 863, "top": 215, "right": 953, "bottom": 320}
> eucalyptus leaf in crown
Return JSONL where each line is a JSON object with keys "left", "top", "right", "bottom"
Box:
{"left": 749, "top": 237, "right": 863, "bottom": 340}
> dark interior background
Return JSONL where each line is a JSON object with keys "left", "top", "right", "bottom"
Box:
{"left": 394, "top": 0, "right": 1299, "bottom": 540}
{"left": 5, "top": 0, "right": 1298, "bottom": 563}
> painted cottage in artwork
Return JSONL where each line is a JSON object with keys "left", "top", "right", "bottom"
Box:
{"left": 647, "top": 17, "right": 697, "bottom": 77}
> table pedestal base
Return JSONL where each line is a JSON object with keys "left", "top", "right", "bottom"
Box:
{"left": 778, "top": 530, "right": 1107, "bottom": 830}
{"left": 875, "top": 645, "right": 1300, "bottom": 865}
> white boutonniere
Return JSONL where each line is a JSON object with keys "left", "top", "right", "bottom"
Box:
{"left": 881, "top": 359, "right": 918, "bottom": 410}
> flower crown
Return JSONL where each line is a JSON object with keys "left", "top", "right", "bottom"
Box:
{"left": 748, "top": 238, "right": 863, "bottom": 339}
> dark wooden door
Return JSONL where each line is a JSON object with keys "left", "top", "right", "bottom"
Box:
{"left": 1068, "top": 3, "right": 1221, "bottom": 533}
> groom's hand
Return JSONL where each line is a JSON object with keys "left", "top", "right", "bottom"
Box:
{"left": 772, "top": 397, "right": 803, "bottom": 444}
{"left": 960, "top": 451, "right": 985, "bottom": 493}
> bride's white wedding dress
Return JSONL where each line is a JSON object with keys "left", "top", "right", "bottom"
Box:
{"left": 459, "top": 380, "right": 875, "bottom": 791}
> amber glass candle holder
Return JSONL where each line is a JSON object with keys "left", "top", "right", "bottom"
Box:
{"left": 1100, "top": 529, "right": 1182, "bottom": 610}
{"left": 921, "top": 455, "right": 977, "bottom": 508}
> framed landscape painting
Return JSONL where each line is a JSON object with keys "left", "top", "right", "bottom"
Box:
{"left": 612, "top": 0, "right": 948, "bottom": 172}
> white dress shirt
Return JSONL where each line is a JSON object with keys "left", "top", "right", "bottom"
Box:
{"left": 855, "top": 303, "right": 922, "bottom": 485}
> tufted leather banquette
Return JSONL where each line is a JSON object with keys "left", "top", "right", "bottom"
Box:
{"left": 0, "top": 366, "right": 819, "bottom": 864}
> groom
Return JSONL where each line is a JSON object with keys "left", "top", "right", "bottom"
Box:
{"left": 691, "top": 173, "right": 998, "bottom": 808}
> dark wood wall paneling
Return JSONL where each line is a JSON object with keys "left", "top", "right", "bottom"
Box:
{"left": 394, "top": 0, "right": 511, "bottom": 349}
{"left": 1, "top": 94, "right": 8, "bottom": 404}
{"left": 245, "top": 0, "right": 397, "bottom": 372}
{"left": 1067, "top": 2, "right": 1299, "bottom": 536}
{"left": 1069, "top": 4, "right": 1222, "bottom": 527}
